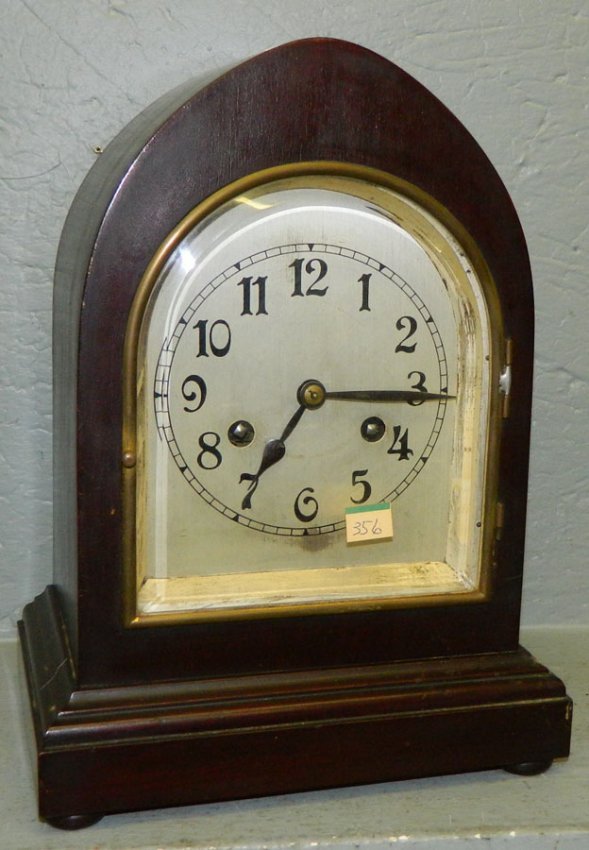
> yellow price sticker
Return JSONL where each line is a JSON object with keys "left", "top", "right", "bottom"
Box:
{"left": 345, "top": 502, "right": 393, "bottom": 544}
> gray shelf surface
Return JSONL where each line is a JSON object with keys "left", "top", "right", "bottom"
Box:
{"left": 1, "top": 626, "right": 587, "bottom": 850}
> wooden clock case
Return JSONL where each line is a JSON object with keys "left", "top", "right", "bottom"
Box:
{"left": 19, "top": 38, "right": 572, "bottom": 828}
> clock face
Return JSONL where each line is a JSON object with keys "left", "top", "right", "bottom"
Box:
{"left": 132, "top": 172, "right": 495, "bottom": 619}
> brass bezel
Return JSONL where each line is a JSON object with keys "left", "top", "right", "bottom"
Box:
{"left": 122, "top": 161, "right": 505, "bottom": 627}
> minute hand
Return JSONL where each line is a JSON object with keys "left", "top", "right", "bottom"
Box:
{"left": 323, "top": 389, "right": 453, "bottom": 403}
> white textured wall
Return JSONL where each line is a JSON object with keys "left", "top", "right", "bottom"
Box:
{"left": 0, "top": 0, "right": 587, "bottom": 635}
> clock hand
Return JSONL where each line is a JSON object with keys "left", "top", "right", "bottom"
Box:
{"left": 278, "top": 401, "right": 307, "bottom": 441}
{"left": 297, "top": 379, "right": 453, "bottom": 407}
{"left": 239, "top": 378, "right": 451, "bottom": 511}
{"left": 324, "top": 388, "right": 453, "bottom": 402}
{"left": 239, "top": 403, "right": 306, "bottom": 510}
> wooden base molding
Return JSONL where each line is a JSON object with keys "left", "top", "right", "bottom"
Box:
{"left": 19, "top": 587, "right": 572, "bottom": 826}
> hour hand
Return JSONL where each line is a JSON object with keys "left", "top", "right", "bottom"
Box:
{"left": 240, "top": 439, "right": 286, "bottom": 509}
{"left": 239, "top": 403, "right": 306, "bottom": 509}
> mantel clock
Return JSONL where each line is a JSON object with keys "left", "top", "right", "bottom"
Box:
{"left": 19, "top": 39, "right": 572, "bottom": 828}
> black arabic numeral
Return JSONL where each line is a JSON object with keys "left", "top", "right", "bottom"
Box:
{"left": 351, "top": 469, "right": 372, "bottom": 504}
{"left": 358, "top": 273, "right": 371, "bottom": 312}
{"left": 387, "top": 425, "right": 414, "bottom": 460}
{"left": 197, "top": 431, "right": 222, "bottom": 469}
{"left": 407, "top": 370, "right": 427, "bottom": 406}
{"left": 238, "top": 275, "right": 268, "bottom": 316}
{"left": 395, "top": 315, "right": 417, "bottom": 353}
{"left": 181, "top": 374, "right": 207, "bottom": 412}
{"left": 290, "top": 258, "right": 328, "bottom": 297}
{"left": 294, "top": 487, "right": 319, "bottom": 522}
{"left": 194, "top": 319, "right": 231, "bottom": 357}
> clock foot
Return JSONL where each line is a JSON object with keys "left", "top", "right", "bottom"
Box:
{"left": 504, "top": 759, "right": 553, "bottom": 776}
{"left": 45, "top": 813, "right": 103, "bottom": 830}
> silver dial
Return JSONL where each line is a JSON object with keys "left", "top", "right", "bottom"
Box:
{"left": 134, "top": 174, "right": 491, "bottom": 617}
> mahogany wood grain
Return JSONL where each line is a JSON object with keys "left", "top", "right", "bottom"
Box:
{"left": 52, "top": 38, "right": 532, "bottom": 686}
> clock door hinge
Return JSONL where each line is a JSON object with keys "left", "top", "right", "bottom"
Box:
{"left": 499, "top": 338, "right": 513, "bottom": 418}
{"left": 495, "top": 501, "right": 505, "bottom": 540}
